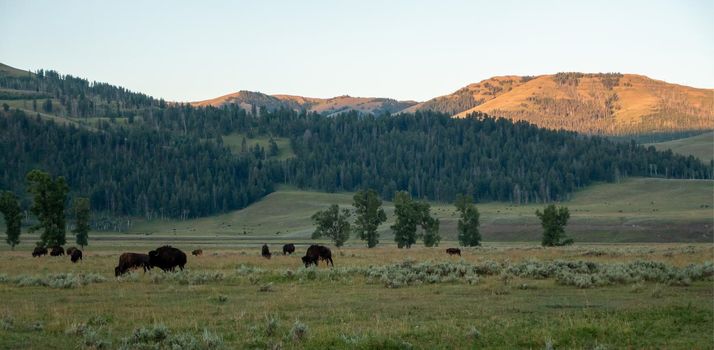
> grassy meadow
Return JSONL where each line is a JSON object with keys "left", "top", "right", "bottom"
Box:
{"left": 646, "top": 131, "right": 714, "bottom": 163}
{"left": 0, "top": 243, "right": 712, "bottom": 349}
{"left": 114, "top": 177, "right": 713, "bottom": 244}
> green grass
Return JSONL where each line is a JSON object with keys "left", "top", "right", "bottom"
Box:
{"left": 646, "top": 132, "right": 714, "bottom": 162}
{"left": 0, "top": 244, "right": 711, "bottom": 349}
{"left": 221, "top": 132, "right": 295, "bottom": 160}
{"left": 119, "top": 178, "right": 713, "bottom": 243}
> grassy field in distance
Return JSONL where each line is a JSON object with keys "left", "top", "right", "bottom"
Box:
{"left": 0, "top": 244, "right": 711, "bottom": 349}
{"left": 116, "top": 177, "right": 713, "bottom": 243}
{"left": 221, "top": 132, "right": 295, "bottom": 160}
{"left": 646, "top": 131, "right": 714, "bottom": 162}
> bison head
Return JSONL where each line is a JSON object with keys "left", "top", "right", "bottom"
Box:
{"left": 114, "top": 266, "right": 121, "bottom": 277}
{"left": 301, "top": 256, "right": 310, "bottom": 267}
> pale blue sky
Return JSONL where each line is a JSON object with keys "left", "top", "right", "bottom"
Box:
{"left": 1, "top": 0, "right": 712, "bottom": 102}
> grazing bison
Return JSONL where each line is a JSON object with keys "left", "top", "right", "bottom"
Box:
{"left": 192, "top": 249, "right": 203, "bottom": 256}
{"left": 446, "top": 248, "right": 461, "bottom": 256}
{"left": 148, "top": 246, "right": 187, "bottom": 272}
{"left": 50, "top": 246, "right": 65, "bottom": 256}
{"left": 282, "top": 243, "right": 296, "bottom": 255}
{"left": 66, "top": 246, "right": 78, "bottom": 256}
{"left": 261, "top": 244, "right": 271, "bottom": 259}
{"left": 115, "top": 253, "right": 152, "bottom": 276}
{"left": 32, "top": 246, "right": 48, "bottom": 257}
{"left": 301, "top": 244, "right": 333, "bottom": 267}
{"left": 70, "top": 249, "right": 83, "bottom": 263}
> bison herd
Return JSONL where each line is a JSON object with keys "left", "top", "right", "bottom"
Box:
{"left": 29, "top": 242, "right": 464, "bottom": 277}
{"left": 32, "top": 245, "right": 83, "bottom": 263}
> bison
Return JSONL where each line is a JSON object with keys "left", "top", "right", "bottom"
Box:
{"left": 446, "top": 248, "right": 461, "bottom": 256}
{"left": 66, "top": 246, "right": 78, "bottom": 256}
{"left": 261, "top": 244, "right": 271, "bottom": 259}
{"left": 70, "top": 249, "right": 83, "bottom": 263}
{"left": 115, "top": 252, "right": 152, "bottom": 276}
{"left": 50, "top": 246, "right": 65, "bottom": 256}
{"left": 301, "top": 244, "right": 333, "bottom": 267}
{"left": 282, "top": 243, "right": 296, "bottom": 255}
{"left": 148, "top": 246, "right": 187, "bottom": 272}
{"left": 32, "top": 246, "right": 48, "bottom": 257}
{"left": 192, "top": 249, "right": 203, "bottom": 256}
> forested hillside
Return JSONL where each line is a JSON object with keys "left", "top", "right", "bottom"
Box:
{"left": 0, "top": 65, "right": 711, "bottom": 220}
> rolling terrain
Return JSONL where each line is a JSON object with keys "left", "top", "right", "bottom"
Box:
{"left": 412, "top": 73, "right": 713, "bottom": 135}
{"left": 60, "top": 178, "right": 712, "bottom": 245}
{"left": 647, "top": 132, "right": 714, "bottom": 163}
{"left": 192, "top": 90, "right": 417, "bottom": 116}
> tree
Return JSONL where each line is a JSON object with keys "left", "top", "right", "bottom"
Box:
{"left": 391, "top": 192, "right": 440, "bottom": 248}
{"left": 455, "top": 194, "right": 481, "bottom": 246}
{"left": 535, "top": 204, "right": 572, "bottom": 246}
{"left": 311, "top": 204, "right": 351, "bottom": 247}
{"left": 72, "top": 197, "right": 90, "bottom": 248}
{"left": 392, "top": 192, "right": 418, "bottom": 248}
{"left": 0, "top": 191, "right": 22, "bottom": 249}
{"left": 268, "top": 137, "right": 279, "bottom": 157}
{"left": 42, "top": 99, "right": 53, "bottom": 113}
{"left": 26, "top": 170, "right": 69, "bottom": 247}
{"left": 352, "top": 189, "right": 387, "bottom": 248}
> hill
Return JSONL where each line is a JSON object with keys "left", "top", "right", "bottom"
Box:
{"left": 407, "top": 73, "right": 713, "bottom": 135}
{"left": 120, "top": 178, "right": 713, "bottom": 243}
{"left": 1, "top": 63, "right": 711, "bottom": 221}
{"left": 192, "top": 90, "right": 417, "bottom": 116}
{"left": 647, "top": 132, "right": 714, "bottom": 163}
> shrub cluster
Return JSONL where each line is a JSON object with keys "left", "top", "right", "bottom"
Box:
{"left": 0, "top": 272, "right": 106, "bottom": 289}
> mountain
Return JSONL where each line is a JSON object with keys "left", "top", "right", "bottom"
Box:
{"left": 192, "top": 91, "right": 417, "bottom": 116}
{"left": 408, "top": 73, "right": 713, "bottom": 135}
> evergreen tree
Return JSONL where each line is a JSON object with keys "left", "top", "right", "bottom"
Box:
{"left": 455, "top": 194, "right": 481, "bottom": 246}
{"left": 311, "top": 204, "right": 351, "bottom": 247}
{"left": 0, "top": 191, "right": 22, "bottom": 250}
{"left": 72, "top": 197, "right": 90, "bottom": 248}
{"left": 268, "top": 137, "right": 279, "bottom": 157}
{"left": 42, "top": 99, "right": 53, "bottom": 113}
{"left": 26, "top": 170, "right": 69, "bottom": 247}
{"left": 352, "top": 189, "right": 387, "bottom": 248}
{"left": 536, "top": 204, "right": 572, "bottom": 246}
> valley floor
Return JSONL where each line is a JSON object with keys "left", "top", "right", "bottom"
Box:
{"left": 0, "top": 244, "right": 712, "bottom": 349}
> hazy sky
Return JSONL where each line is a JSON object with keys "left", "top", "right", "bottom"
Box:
{"left": 1, "top": 0, "right": 712, "bottom": 102}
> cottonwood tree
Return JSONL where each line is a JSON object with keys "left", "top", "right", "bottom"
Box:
{"left": 536, "top": 204, "right": 572, "bottom": 246}
{"left": 26, "top": 170, "right": 69, "bottom": 247}
{"left": 72, "top": 197, "right": 90, "bottom": 248}
{"left": 311, "top": 204, "right": 351, "bottom": 247}
{"left": 455, "top": 194, "right": 481, "bottom": 246}
{"left": 0, "top": 191, "right": 22, "bottom": 249}
{"left": 352, "top": 189, "right": 387, "bottom": 248}
{"left": 392, "top": 191, "right": 440, "bottom": 248}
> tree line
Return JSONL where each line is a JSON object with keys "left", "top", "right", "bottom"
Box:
{"left": 1, "top": 170, "right": 89, "bottom": 249}
{"left": 311, "top": 189, "right": 571, "bottom": 248}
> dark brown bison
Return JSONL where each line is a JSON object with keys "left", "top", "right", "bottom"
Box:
{"left": 115, "top": 252, "right": 152, "bottom": 276}
{"left": 32, "top": 246, "right": 48, "bottom": 257}
{"left": 148, "top": 246, "right": 187, "bottom": 272}
{"left": 446, "top": 248, "right": 461, "bottom": 256}
{"left": 70, "top": 249, "right": 83, "bottom": 263}
{"left": 282, "top": 244, "right": 295, "bottom": 255}
{"left": 301, "top": 244, "right": 333, "bottom": 267}
{"left": 192, "top": 249, "right": 203, "bottom": 256}
{"left": 50, "top": 246, "right": 65, "bottom": 256}
{"left": 66, "top": 246, "right": 78, "bottom": 256}
{"left": 261, "top": 244, "right": 271, "bottom": 259}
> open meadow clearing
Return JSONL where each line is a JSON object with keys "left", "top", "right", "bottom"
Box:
{"left": 0, "top": 243, "right": 712, "bottom": 349}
